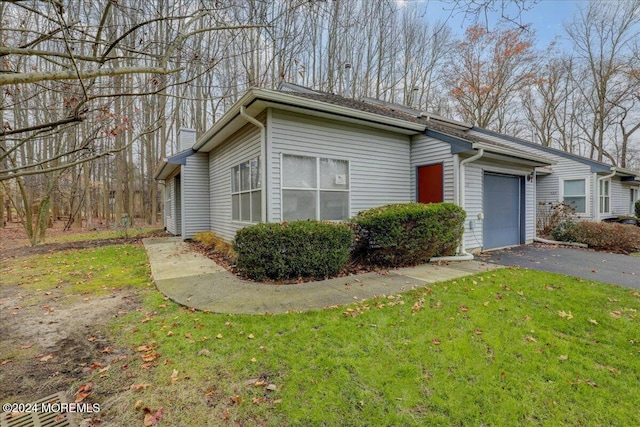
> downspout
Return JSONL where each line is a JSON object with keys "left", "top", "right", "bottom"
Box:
{"left": 431, "top": 148, "right": 484, "bottom": 262}
{"left": 595, "top": 169, "right": 616, "bottom": 222}
{"left": 239, "top": 106, "right": 267, "bottom": 223}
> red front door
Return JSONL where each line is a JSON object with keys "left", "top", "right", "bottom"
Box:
{"left": 417, "top": 164, "right": 444, "bottom": 204}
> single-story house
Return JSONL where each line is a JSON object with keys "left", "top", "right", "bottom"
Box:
{"left": 155, "top": 82, "right": 567, "bottom": 252}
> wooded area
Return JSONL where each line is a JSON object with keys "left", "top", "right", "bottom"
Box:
{"left": 1, "top": 0, "right": 639, "bottom": 244}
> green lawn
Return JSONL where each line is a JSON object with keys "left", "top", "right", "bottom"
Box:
{"left": 3, "top": 246, "right": 640, "bottom": 426}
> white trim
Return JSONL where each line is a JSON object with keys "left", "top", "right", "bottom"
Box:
{"left": 598, "top": 178, "right": 611, "bottom": 215}
{"left": 280, "top": 153, "right": 351, "bottom": 221}
{"left": 560, "top": 176, "right": 590, "bottom": 216}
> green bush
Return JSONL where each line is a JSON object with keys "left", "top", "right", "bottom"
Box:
{"left": 233, "top": 221, "right": 353, "bottom": 281}
{"left": 351, "top": 203, "right": 466, "bottom": 267}
{"left": 550, "top": 220, "right": 579, "bottom": 242}
{"left": 635, "top": 199, "right": 640, "bottom": 218}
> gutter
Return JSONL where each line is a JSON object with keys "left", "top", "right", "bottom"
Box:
{"left": 239, "top": 105, "right": 267, "bottom": 223}
{"left": 431, "top": 148, "right": 484, "bottom": 262}
{"left": 595, "top": 169, "right": 617, "bottom": 221}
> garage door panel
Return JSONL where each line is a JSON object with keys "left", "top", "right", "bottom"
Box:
{"left": 483, "top": 173, "right": 521, "bottom": 249}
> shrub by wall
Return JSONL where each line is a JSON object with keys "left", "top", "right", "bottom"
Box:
{"left": 233, "top": 221, "right": 353, "bottom": 281}
{"left": 351, "top": 202, "right": 466, "bottom": 267}
{"left": 551, "top": 220, "right": 640, "bottom": 253}
{"left": 635, "top": 199, "right": 640, "bottom": 218}
{"left": 573, "top": 221, "right": 640, "bottom": 254}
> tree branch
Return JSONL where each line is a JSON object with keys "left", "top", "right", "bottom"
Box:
{"left": 0, "top": 66, "right": 181, "bottom": 86}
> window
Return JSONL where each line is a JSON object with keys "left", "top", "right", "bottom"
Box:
{"left": 599, "top": 179, "right": 610, "bottom": 214}
{"left": 231, "top": 157, "right": 261, "bottom": 222}
{"left": 631, "top": 188, "right": 639, "bottom": 215}
{"left": 562, "top": 178, "right": 587, "bottom": 214}
{"left": 282, "top": 154, "right": 349, "bottom": 221}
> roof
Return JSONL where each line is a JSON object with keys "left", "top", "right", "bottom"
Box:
{"left": 153, "top": 149, "right": 195, "bottom": 180}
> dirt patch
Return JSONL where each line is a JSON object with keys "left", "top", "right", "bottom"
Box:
{"left": 0, "top": 287, "right": 142, "bottom": 404}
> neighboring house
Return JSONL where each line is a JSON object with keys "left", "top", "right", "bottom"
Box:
{"left": 470, "top": 128, "right": 640, "bottom": 221}
{"left": 155, "top": 83, "right": 563, "bottom": 252}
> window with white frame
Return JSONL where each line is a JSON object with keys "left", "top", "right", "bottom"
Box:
{"left": 599, "top": 179, "right": 610, "bottom": 214}
{"left": 562, "top": 178, "right": 587, "bottom": 214}
{"left": 631, "top": 188, "right": 639, "bottom": 215}
{"left": 231, "top": 157, "right": 261, "bottom": 222}
{"left": 282, "top": 154, "right": 349, "bottom": 221}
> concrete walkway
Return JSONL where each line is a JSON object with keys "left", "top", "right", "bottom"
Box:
{"left": 143, "top": 237, "right": 500, "bottom": 315}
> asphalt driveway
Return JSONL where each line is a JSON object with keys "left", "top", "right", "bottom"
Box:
{"left": 479, "top": 244, "right": 640, "bottom": 289}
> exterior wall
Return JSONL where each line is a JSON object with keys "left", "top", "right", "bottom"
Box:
{"left": 209, "top": 123, "right": 262, "bottom": 242}
{"left": 410, "top": 135, "right": 455, "bottom": 203}
{"left": 164, "top": 176, "right": 177, "bottom": 235}
{"left": 463, "top": 158, "right": 536, "bottom": 252}
{"left": 268, "top": 109, "right": 412, "bottom": 221}
{"left": 181, "top": 152, "right": 210, "bottom": 239}
{"left": 469, "top": 130, "right": 596, "bottom": 220}
{"left": 609, "top": 179, "right": 639, "bottom": 217}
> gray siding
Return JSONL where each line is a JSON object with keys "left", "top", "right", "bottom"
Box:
{"left": 209, "top": 124, "right": 262, "bottom": 242}
{"left": 269, "top": 109, "right": 411, "bottom": 222}
{"left": 410, "top": 135, "right": 455, "bottom": 202}
{"left": 463, "top": 159, "right": 536, "bottom": 252}
{"left": 468, "top": 130, "right": 596, "bottom": 220}
{"left": 165, "top": 177, "right": 177, "bottom": 235}
{"left": 182, "top": 152, "right": 210, "bottom": 239}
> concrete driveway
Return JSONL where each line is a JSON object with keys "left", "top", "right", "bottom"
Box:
{"left": 479, "top": 244, "right": 640, "bottom": 289}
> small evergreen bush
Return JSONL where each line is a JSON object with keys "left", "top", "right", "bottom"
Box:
{"left": 550, "top": 220, "right": 579, "bottom": 243}
{"left": 233, "top": 221, "right": 353, "bottom": 281}
{"left": 351, "top": 203, "right": 466, "bottom": 267}
{"left": 635, "top": 199, "right": 640, "bottom": 218}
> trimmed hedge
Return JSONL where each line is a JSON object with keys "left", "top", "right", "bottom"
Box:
{"left": 551, "top": 220, "right": 640, "bottom": 253}
{"left": 233, "top": 221, "right": 353, "bottom": 281}
{"left": 351, "top": 202, "right": 466, "bottom": 267}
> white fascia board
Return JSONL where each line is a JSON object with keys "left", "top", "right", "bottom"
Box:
{"left": 192, "top": 89, "right": 426, "bottom": 153}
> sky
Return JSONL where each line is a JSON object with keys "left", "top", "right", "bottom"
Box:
{"left": 417, "top": 0, "right": 586, "bottom": 50}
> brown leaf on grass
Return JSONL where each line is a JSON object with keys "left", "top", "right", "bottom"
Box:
{"left": 19, "top": 344, "right": 33, "bottom": 349}
{"left": 459, "top": 305, "right": 469, "bottom": 312}
{"left": 525, "top": 335, "right": 537, "bottom": 343}
{"left": 101, "top": 347, "right": 113, "bottom": 354}
{"left": 473, "top": 329, "right": 483, "bottom": 335}
{"left": 143, "top": 407, "right": 164, "bottom": 426}
{"left": 40, "top": 354, "right": 54, "bottom": 362}
{"left": 216, "top": 333, "right": 223, "bottom": 339}
{"left": 184, "top": 333, "right": 192, "bottom": 339}
{"left": 247, "top": 334, "right": 255, "bottom": 339}
{"left": 134, "top": 399, "right": 144, "bottom": 410}
{"left": 559, "top": 355, "right": 568, "bottom": 360}
{"left": 131, "top": 383, "right": 150, "bottom": 391}
{"left": 141, "top": 352, "right": 161, "bottom": 363}
{"left": 610, "top": 311, "right": 622, "bottom": 318}
{"left": 588, "top": 318, "right": 599, "bottom": 325}
{"left": 87, "top": 337, "right": 97, "bottom": 342}
{"left": 136, "top": 345, "right": 153, "bottom": 352}
{"left": 170, "top": 369, "right": 179, "bottom": 382}
{"left": 431, "top": 339, "right": 441, "bottom": 345}
{"left": 252, "top": 397, "right": 265, "bottom": 404}
{"left": 586, "top": 380, "right": 598, "bottom": 388}
{"left": 75, "top": 382, "right": 93, "bottom": 402}
{"left": 230, "top": 395, "right": 241, "bottom": 405}
{"left": 558, "top": 310, "right": 573, "bottom": 320}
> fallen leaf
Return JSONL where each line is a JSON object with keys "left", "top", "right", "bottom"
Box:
{"left": 250, "top": 357, "right": 257, "bottom": 363}
{"left": 610, "top": 311, "right": 622, "bottom": 318}
{"left": 431, "top": 339, "right": 441, "bottom": 345}
{"left": 526, "top": 335, "right": 537, "bottom": 342}
{"left": 40, "top": 354, "right": 54, "bottom": 362}
{"left": 473, "top": 329, "right": 483, "bottom": 335}
{"left": 134, "top": 399, "right": 144, "bottom": 410}
{"left": 230, "top": 395, "right": 241, "bottom": 405}
{"left": 197, "top": 349, "right": 210, "bottom": 357}
{"left": 136, "top": 345, "right": 153, "bottom": 352}
{"left": 586, "top": 380, "right": 598, "bottom": 388}
{"left": 75, "top": 382, "right": 93, "bottom": 402}
{"left": 184, "top": 333, "right": 192, "bottom": 339}
{"left": 131, "top": 383, "right": 150, "bottom": 391}
{"left": 588, "top": 318, "right": 599, "bottom": 325}
{"left": 19, "top": 344, "right": 33, "bottom": 349}
{"left": 87, "top": 337, "right": 97, "bottom": 342}
{"left": 459, "top": 305, "right": 469, "bottom": 312}
{"left": 559, "top": 355, "right": 568, "bottom": 360}
{"left": 170, "top": 369, "right": 179, "bottom": 382}
{"left": 483, "top": 301, "right": 490, "bottom": 307}
{"left": 247, "top": 334, "right": 254, "bottom": 339}
{"left": 558, "top": 310, "right": 573, "bottom": 320}
{"left": 166, "top": 331, "right": 174, "bottom": 337}
{"left": 216, "top": 334, "right": 223, "bottom": 339}
{"left": 143, "top": 407, "right": 164, "bottom": 426}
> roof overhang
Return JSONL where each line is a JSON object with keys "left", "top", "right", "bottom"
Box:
{"left": 153, "top": 149, "right": 195, "bottom": 180}
{"left": 426, "top": 129, "right": 554, "bottom": 167}
{"left": 194, "top": 89, "right": 426, "bottom": 152}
